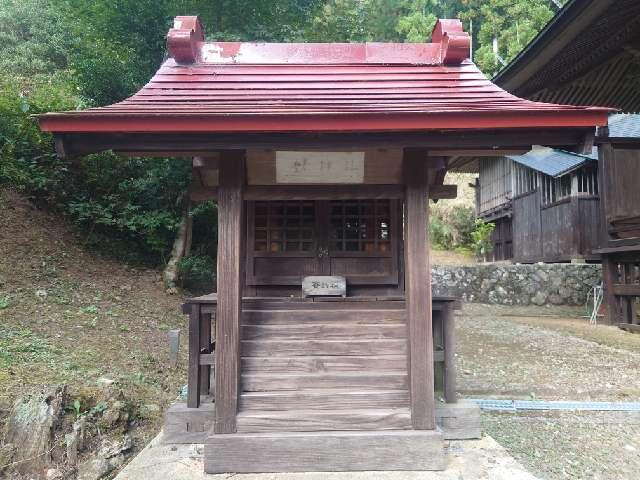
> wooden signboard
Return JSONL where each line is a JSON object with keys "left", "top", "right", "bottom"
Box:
{"left": 276, "top": 151, "right": 364, "bottom": 184}
{"left": 302, "top": 276, "right": 347, "bottom": 298}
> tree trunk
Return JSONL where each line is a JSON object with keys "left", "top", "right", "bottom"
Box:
{"left": 163, "top": 204, "right": 191, "bottom": 292}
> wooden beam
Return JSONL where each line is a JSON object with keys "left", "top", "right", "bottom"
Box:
{"left": 612, "top": 284, "right": 640, "bottom": 296}
{"left": 214, "top": 150, "right": 245, "bottom": 434}
{"left": 426, "top": 149, "right": 529, "bottom": 157}
{"left": 429, "top": 184, "right": 457, "bottom": 200}
{"left": 575, "top": 128, "right": 595, "bottom": 155}
{"left": 193, "top": 155, "right": 220, "bottom": 168}
{"left": 190, "top": 186, "right": 217, "bottom": 202}
{"left": 403, "top": 149, "right": 436, "bottom": 430}
{"left": 245, "top": 185, "right": 404, "bottom": 200}
{"left": 57, "top": 128, "right": 592, "bottom": 157}
{"left": 190, "top": 184, "right": 456, "bottom": 203}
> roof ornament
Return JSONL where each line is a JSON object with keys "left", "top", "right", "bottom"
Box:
{"left": 431, "top": 19, "right": 470, "bottom": 65}
{"left": 167, "top": 16, "right": 204, "bottom": 64}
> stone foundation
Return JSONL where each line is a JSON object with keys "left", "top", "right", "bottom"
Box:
{"left": 432, "top": 263, "right": 601, "bottom": 306}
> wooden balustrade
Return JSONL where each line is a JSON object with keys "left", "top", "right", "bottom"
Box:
{"left": 604, "top": 256, "right": 640, "bottom": 331}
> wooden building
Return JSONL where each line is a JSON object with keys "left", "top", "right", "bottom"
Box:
{"left": 491, "top": 0, "right": 640, "bottom": 328}
{"left": 597, "top": 115, "right": 640, "bottom": 330}
{"left": 476, "top": 146, "right": 600, "bottom": 263}
{"left": 38, "top": 17, "right": 608, "bottom": 473}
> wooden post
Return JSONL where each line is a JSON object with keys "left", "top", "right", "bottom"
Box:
{"left": 214, "top": 151, "right": 245, "bottom": 434}
{"left": 187, "top": 303, "right": 201, "bottom": 408}
{"left": 403, "top": 149, "right": 436, "bottom": 430}
{"left": 602, "top": 256, "right": 618, "bottom": 325}
{"left": 442, "top": 304, "right": 457, "bottom": 404}
{"left": 597, "top": 142, "right": 612, "bottom": 249}
{"left": 199, "top": 312, "right": 212, "bottom": 395}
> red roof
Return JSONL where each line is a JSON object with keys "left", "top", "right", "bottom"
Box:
{"left": 39, "top": 17, "right": 609, "bottom": 134}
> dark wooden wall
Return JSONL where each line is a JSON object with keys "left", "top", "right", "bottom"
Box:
{"left": 512, "top": 191, "right": 542, "bottom": 262}
{"left": 540, "top": 200, "right": 574, "bottom": 260}
{"left": 512, "top": 190, "right": 599, "bottom": 263}
{"left": 489, "top": 216, "right": 513, "bottom": 261}
{"left": 600, "top": 147, "right": 640, "bottom": 244}
{"left": 576, "top": 197, "right": 600, "bottom": 255}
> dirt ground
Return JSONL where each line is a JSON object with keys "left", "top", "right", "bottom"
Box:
{"left": 0, "top": 190, "right": 187, "bottom": 476}
{"left": 457, "top": 303, "right": 640, "bottom": 479}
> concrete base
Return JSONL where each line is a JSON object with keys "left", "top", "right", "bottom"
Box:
{"left": 115, "top": 431, "right": 541, "bottom": 480}
{"left": 436, "top": 400, "right": 482, "bottom": 440}
{"left": 164, "top": 401, "right": 215, "bottom": 444}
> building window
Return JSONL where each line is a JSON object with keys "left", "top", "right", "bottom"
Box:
{"left": 254, "top": 201, "right": 315, "bottom": 252}
{"left": 513, "top": 162, "right": 538, "bottom": 196}
{"left": 541, "top": 174, "right": 572, "bottom": 205}
{"left": 577, "top": 166, "right": 598, "bottom": 195}
{"left": 329, "top": 200, "right": 391, "bottom": 253}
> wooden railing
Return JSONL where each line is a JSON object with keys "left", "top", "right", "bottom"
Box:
{"left": 604, "top": 258, "right": 640, "bottom": 331}
{"left": 182, "top": 295, "right": 461, "bottom": 409}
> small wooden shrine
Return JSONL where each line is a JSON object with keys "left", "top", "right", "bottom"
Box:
{"left": 39, "top": 16, "right": 608, "bottom": 473}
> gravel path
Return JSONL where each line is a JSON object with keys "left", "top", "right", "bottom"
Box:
{"left": 456, "top": 303, "right": 640, "bottom": 479}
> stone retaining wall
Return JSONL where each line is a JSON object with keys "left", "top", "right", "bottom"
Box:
{"left": 431, "top": 263, "right": 602, "bottom": 306}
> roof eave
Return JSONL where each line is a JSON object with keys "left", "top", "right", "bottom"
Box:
{"left": 493, "top": 0, "right": 615, "bottom": 93}
{"left": 38, "top": 109, "right": 610, "bottom": 135}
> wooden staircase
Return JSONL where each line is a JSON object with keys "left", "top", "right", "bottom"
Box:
{"left": 237, "top": 306, "right": 412, "bottom": 432}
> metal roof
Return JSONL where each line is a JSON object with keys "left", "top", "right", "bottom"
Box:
{"left": 607, "top": 114, "right": 640, "bottom": 139}
{"left": 38, "top": 16, "right": 609, "bottom": 135}
{"left": 507, "top": 146, "right": 597, "bottom": 178}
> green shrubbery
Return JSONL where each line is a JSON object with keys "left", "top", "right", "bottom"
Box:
{"left": 429, "top": 205, "right": 494, "bottom": 258}
{"left": 0, "top": 75, "right": 191, "bottom": 264}
{"left": 177, "top": 201, "right": 219, "bottom": 292}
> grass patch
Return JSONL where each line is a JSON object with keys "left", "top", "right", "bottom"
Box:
{"left": 0, "top": 328, "right": 58, "bottom": 367}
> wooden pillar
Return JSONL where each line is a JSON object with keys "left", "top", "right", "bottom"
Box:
{"left": 442, "top": 304, "right": 457, "bottom": 404}
{"left": 602, "top": 256, "right": 618, "bottom": 325}
{"left": 199, "top": 312, "right": 212, "bottom": 396}
{"left": 597, "top": 141, "right": 612, "bottom": 249}
{"left": 214, "top": 151, "right": 245, "bottom": 434}
{"left": 187, "top": 303, "right": 201, "bottom": 408}
{"left": 403, "top": 149, "right": 435, "bottom": 430}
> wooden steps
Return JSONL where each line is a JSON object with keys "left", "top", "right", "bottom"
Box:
{"left": 242, "top": 308, "right": 406, "bottom": 324}
{"left": 238, "top": 307, "right": 410, "bottom": 433}
{"left": 242, "top": 354, "right": 406, "bottom": 373}
{"left": 243, "top": 372, "right": 408, "bottom": 392}
{"left": 205, "top": 430, "right": 445, "bottom": 473}
{"left": 240, "top": 389, "right": 409, "bottom": 410}
{"left": 236, "top": 408, "right": 412, "bottom": 432}
{"left": 243, "top": 339, "right": 407, "bottom": 356}
{"left": 242, "top": 323, "right": 406, "bottom": 340}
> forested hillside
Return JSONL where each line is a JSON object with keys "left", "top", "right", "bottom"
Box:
{"left": 0, "top": 0, "right": 565, "bottom": 277}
